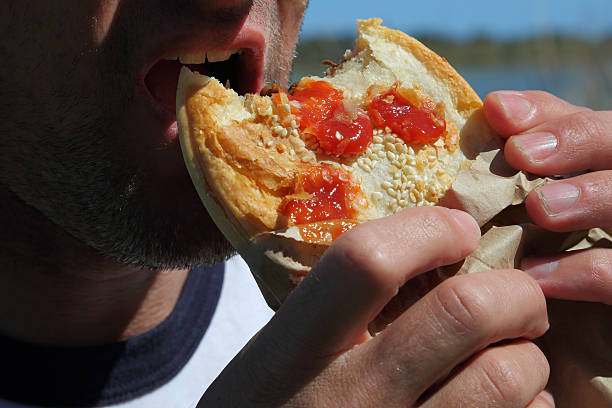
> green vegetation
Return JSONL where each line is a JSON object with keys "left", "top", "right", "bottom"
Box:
{"left": 293, "top": 34, "right": 612, "bottom": 75}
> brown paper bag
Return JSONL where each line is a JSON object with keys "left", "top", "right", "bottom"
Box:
{"left": 439, "top": 145, "right": 612, "bottom": 408}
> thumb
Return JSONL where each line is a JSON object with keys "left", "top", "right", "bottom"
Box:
{"left": 522, "top": 248, "right": 612, "bottom": 305}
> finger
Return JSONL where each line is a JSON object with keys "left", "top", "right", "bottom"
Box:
{"left": 420, "top": 340, "right": 550, "bottom": 408}
{"left": 345, "top": 269, "right": 548, "bottom": 406}
{"left": 206, "top": 207, "right": 481, "bottom": 405}
{"left": 525, "top": 171, "right": 612, "bottom": 231}
{"left": 276, "top": 207, "right": 480, "bottom": 357}
{"left": 483, "top": 90, "right": 589, "bottom": 137}
{"left": 503, "top": 110, "right": 612, "bottom": 175}
{"left": 522, "top": 248, "right": 612, "bottom": 305}
{"left": 527, "top": 390, "right": 556, "bottom": 408}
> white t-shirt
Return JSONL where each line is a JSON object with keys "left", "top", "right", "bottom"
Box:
{"left": 0, "top": 256, "right": 275, "bottom": 408}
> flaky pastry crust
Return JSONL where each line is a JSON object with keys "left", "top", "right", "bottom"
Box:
{"left": 177, "top": 19, "right": 496, "bottom": 308}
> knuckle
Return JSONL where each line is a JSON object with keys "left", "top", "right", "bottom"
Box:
{"left": 587, "top": 251, "right": 612, "bottom": 291}
{"left": 530, "top": 90, "right": 555, "bottom": 100}
{"left": 434, "top": 276, "right": 493, "bottom": 335}
{"left": 479, "top": 354, "right": 529, "bottom": 404}
{"left": 406, "top": 207, "right": 471, "bottom": 261}
{"left": 508, "top": 268, "right": 546, "bottom": 303}
{"left": 562, "top": 110, "right": 605, "bottom": 149}
{"left": 476, "top": 342, "right": 549, "bottom": 405}
{"left": 331, "top": 228, "right": 399, "bottom": 291}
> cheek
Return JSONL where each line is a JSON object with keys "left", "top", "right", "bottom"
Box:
{"left": 260, "top": 0, "right": 306, "bottom": 85}
{"left": 2, "top": 1, "right": 107, "bottom": 127}
{"left": 278, "top": 0, "right": 308, "bottom": 41}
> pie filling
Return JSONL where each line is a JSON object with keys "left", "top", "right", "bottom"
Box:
{"left": 273, "top": 80, "right": 450, "bottom": 242}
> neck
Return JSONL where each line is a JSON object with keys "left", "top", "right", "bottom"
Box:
{"left": 0, "top": 187, "right": 189, "bottom": 346}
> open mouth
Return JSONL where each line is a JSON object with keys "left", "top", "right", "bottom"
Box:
{"left": 145, "top": 48, "right": 261, "bottom": 114}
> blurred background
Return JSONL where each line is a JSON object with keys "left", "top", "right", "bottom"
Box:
{"left": 292, "top": 0, "right": 612, "bottom": 110}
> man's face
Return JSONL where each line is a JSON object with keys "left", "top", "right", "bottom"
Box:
{"left": 0, "top": 0, "right": 308, "bottom": 268}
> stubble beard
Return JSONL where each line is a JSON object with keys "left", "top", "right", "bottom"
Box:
{"left": 0, "top": 9, "right": 299, "bottom": 271}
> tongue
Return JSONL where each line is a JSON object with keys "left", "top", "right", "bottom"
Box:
{"left": 145, "top": 60, "right": 181, "bottom": 113}
{"left": 145, "top": 60, "right": 212, "bottom": 114}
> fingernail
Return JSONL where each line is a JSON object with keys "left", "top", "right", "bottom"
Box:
{"left": 522, "top": 258, "right": 559, "bottom": 280}
{"left": 511, "top": 132, "right": 558, "bottom": 161}
{"left": 496, "top": 92, "right": 535, "bottom": 122}
{"left": 447, "top": 209, "right": 481, "bottom": 241}
{"left": 537, "top": 182, "right": 580, "bottom": 216}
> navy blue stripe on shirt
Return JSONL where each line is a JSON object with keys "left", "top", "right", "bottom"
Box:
{"left": 0, "top": 264, "right": 224, "bottom": 407}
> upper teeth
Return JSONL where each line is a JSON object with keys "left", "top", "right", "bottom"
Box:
{"left": 163, "top": 49, "right": 243, "bottom": 64}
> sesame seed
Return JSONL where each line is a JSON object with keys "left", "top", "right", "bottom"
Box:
{"left": 373, "top": 136, "right": 383, "bottom": 143}
{"left": 372, "top": 192, "right": 383, "bottom": 200}
{"left": 335, "top": 131, "right": 343, "bottom": 141}
{"left": 290, "top": 119, "right": 299, "bottom": 129}
{"left": 385, "top": 142, "right": 396, "bottom": 152}
{"left": 265, "top": 140, "right": 273, "bottom": 148}
{"left": 387, "top": 152, "right": 397, "bottom": 161}
{"left": 282, "top": 104, "right": 291, "bottom": 113}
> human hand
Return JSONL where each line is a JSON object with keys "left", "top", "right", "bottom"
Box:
{"left": 484, "top": 91, "right": 612, "bottom": 305}
{"left": 199, "top": 207, "right": 551, "bottom": 407}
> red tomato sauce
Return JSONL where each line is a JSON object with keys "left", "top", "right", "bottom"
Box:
{"left": 281, "top": 165, "right": 362, "bottom": 225}
{"left": 368, "top": 84, "right": 445, "bottom": 145}
{"left": 279, "top": 80, "right": 373, "bottom": 156}
{"left": 298, "top": 220, "right": 359, "bottom": 244}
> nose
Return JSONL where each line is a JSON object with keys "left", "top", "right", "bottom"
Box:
{"left": 163, "top": 0, "right": 255, "bottom": 32}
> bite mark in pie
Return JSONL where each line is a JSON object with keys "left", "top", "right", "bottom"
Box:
{"left": 177, "top": 18, "right": 495, "bottom": 308}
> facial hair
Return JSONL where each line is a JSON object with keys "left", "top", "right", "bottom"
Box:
{"left": 0, "top": 2, "right": 300, "bottom": 270}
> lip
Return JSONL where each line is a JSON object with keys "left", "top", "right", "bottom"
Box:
{"left": 139, "top": 23, "right": 266, "bottom": 137}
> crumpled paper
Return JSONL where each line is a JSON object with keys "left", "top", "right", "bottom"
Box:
{"left": 438, "top": 141, "right": 612, "bottom": 408}
{"left": 246, "top": 133, "right": 611, "bottom": 408}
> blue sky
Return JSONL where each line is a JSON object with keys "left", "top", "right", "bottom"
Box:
{"left": 300, "top": 0, "right": 612, "bottom": 40}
